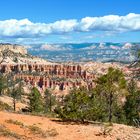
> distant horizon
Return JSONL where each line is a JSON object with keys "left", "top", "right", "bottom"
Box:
{"left": 1, "top": 41, "right": 140, "bottom": 45}
{"left": 0, "top": 42, "right": 139, "bottom": 63}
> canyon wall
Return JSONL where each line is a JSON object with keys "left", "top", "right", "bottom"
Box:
{"left": 0, "top": 63, "right": 94, "bottom": 92}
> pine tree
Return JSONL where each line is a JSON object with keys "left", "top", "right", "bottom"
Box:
{"left": 124, "top": 79, "right": 140, "bottom": 126}
{"left": 89, "top": 88, "right": 108, "bottom": 122}
{"left": 11, "top": 79, "right": 24, "bottom": 111}
{"left": 29, "top": 87, "right": 43, "bottom": 113}
{"left": 56, "top": 87, "right": 90, "bottom": 123}
{"left": 6, "top": 73, "right": 24, "bottom": 111}
{"left": 44, "top": 89, "right": 56, "bottom": 113}
{"left": 0, "top": 74, "right": 7, "bottom": 95}
{"left": 95, "top": 67, "right": 127, "bottom": 123}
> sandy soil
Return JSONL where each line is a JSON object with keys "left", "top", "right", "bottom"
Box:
{"left": 0, "top": 111, "right": 140, "bottom": 140}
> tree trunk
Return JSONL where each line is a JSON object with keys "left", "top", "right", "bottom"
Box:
{"left": 109, "top": 93, "right": 113, "bottom": 123}
{"left": 50, "top": 95, "right": 52, "bottom": 112}
{"left": 13, "top": 98, "right": 16, "bottom": 111}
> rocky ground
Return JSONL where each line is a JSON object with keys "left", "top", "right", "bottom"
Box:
{"left": 0, "top": 111, "right": 140, "bottom": 140}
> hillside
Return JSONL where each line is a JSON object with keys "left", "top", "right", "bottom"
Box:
{"left": 0, "top": 111, "right": 140, "bottom": 140}
{"left": 0, "top": 43, "right": 52, "bottom": 65}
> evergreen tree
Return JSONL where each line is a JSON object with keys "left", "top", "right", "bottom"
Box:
{"left": 6, "top": 73, "right": 24, "bottom": 111}
{"left": 124, "top": 79, "right": 140, "bottom": 126}
{"left": 11, "top": 80, "right": 24, "bottom": 111}
{"left": 55, "top": 87, "right": 90, "bottom": 123}
{"left": 29, "top": 87, "right": 43, "bottom": 113}
{"left": 44, "top": 89, "right": 56, "bottom": 113}
{"left": 88, "top": 88, "right": 108, "bottom": 122}
{"left": 95, "top": 67, "right": 127, "bottom": 123}
{"left": 55, "top": 68, "right": 127, "bottom": 124}
{"left": 0, "top": 74, "right": 7, "bottom": 95}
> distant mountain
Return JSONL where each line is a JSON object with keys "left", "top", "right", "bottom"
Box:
{"left": 27, "top": 42, "right": 140, "bottom": 63}
{"left": 0, "top": 42, "right": 139, "bottom": 63}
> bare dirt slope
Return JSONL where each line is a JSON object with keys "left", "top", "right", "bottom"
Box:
{"left": 0, "top": 111, "right": 140, "bottom": 140}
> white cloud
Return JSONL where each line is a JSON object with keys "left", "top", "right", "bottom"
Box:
{"left": 81, "top": 13, "right": 140, "bottom": 32}
{"left": 0, "top": 13, "right": 140, "bottom": 39}
{"left": 49, "top": 20, "right": 77, "bottom": 33}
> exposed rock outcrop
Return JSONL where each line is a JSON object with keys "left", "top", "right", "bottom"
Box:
{"left": 0, "top": 43, "right": 27, "bottom": 55}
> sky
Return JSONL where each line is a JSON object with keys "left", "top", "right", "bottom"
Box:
{"left": 0, "top": 0, "right": 140, "bottom": 44}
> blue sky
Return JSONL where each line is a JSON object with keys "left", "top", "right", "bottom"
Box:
{"left": 0, "top": 0, "right": 140, "bottom": 44}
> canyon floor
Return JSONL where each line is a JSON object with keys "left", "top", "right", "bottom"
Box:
{"left": 0, "top": 111, "right": 140, "bottom": 140}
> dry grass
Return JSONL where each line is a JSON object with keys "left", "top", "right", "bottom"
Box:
{"left": 27, "top": 124, "right": 47, "bottom": 138}
{"left": 28, "top": 124, "right": 58, "bottom": 138}
{"left": 5, "top": 119, "right": 24, "bottom": 127}
{"left": 46, "top": 127, "right": 59, "bottom": 137}
{"left": 0, "top": 124, "right": 22, "bottom": 139}
{"left": 0, "top": 101, "right": 12, "bottom": 111}
{"left": 96, "top": 124, "right": 113, "bottom": 137}
{"left": 5, "top": 118, "right": 59, "bottom": 138}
